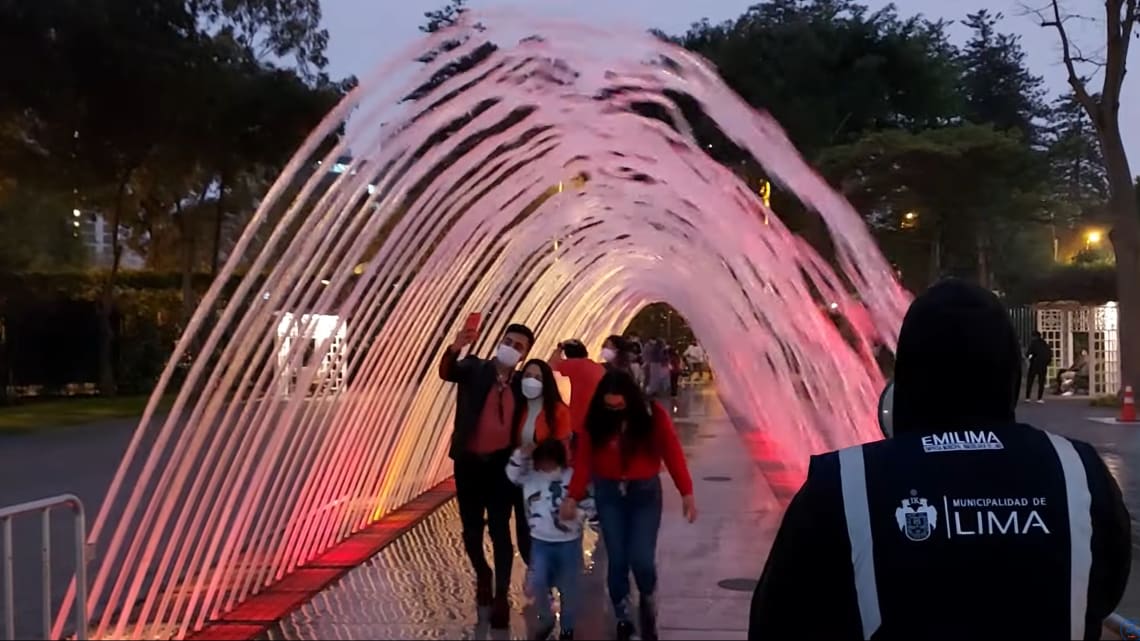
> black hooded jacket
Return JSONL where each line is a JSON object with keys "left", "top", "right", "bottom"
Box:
{"left": 1028, "top": 336, "right": 1053, "bottom": 370}
{"left": 749, "top": 280, "right": 1130, "bottom": 640}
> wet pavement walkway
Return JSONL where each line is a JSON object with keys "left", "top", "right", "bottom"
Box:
{"left": 1016, "top": 399, "right": 1140, "bottom": 620}
{"left": 5, "top": 391, "right": 1138, "bottom": 638}
{"left": 264, "top": 388, "right": 782, "bottom": 640}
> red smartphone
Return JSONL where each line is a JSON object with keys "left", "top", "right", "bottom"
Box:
{"left": 464, "top": 312, "right": 482, "bottom": 334}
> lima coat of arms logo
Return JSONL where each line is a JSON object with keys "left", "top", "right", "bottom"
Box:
{"left": 894, "top": 490, "right": 938, "bottom": 541}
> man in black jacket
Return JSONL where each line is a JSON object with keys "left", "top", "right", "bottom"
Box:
{"left": 749, "top": 280, "right": 1130, "bottom": 640}
{"left": 1026, "top": 330, "right": 1053, "bottom": 403}
{"left": 439, "top": 321, "right": 535, "bottom": 628}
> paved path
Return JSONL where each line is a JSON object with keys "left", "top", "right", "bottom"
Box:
{"left": 1016, "top": 399, "right": 1140, "bottom": 620}
{"left": 266, "top": 390, "right": 780, "bottom": 640}
{"left": 263, "top": 394, "right": 1140, "bottom": 640}
{"left": 0, "top": 419, "right": 137, "bottom": 638}
{"left": 2, "top": 393, "right": 1138, "bottom": 638}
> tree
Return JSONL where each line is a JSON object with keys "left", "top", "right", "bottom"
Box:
{"left": 958, "top": 10, "right": 1048, "bottom": 144}
{"left": 1043, "top": 91, "right": 1109, "bottom": 226}
{"left": 821, "top": 124, "right": 1051, "bottom": 291}
{"left": 420, "top": 0, "right": 468, "bottom": 33}
{"left": 1033, "top": 0, "right": 1140, "bottom": 394}
{"left": 670, "top": 0, "right": 963, "bottom": 159}
{"left": 0, "top": 0, "right": 214, "bottom": 394}
{"left": 0, "top": 0, "right": 350, "bottom": 393}
{"left": 193, "top": 0, "right": 330, "bottom": 81}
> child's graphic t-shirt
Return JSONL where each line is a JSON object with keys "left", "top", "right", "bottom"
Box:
{"left": 505, "top": 448, "right": 595, "bottom": 542}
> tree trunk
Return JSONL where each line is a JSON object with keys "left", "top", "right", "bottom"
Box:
{"left": 176, "top": 200, "right": 197, "bottom": 327}
{"left": 1104, "top": 135, "right": 1140, "bottom": 395}
{"left": 928, "top": 227, "right": 942, "bottom": 285}
{"left": 97, "top": 176, "right": 131, "bottom": 396}
{"left": 976, "top": 226, "right": 990, "bottom": 290}
{"left": 211, "top": 172, "right": 227, "bottom": 277}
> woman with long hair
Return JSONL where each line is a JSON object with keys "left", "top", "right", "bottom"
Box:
{"left": 560, "top": 370, "right": 696, "bottom": 641}
{"left": 601, "top": 335, "right": 631, "bottom": 371}
{"left": 510, "top": 358, "right": 572, "bottom": 570}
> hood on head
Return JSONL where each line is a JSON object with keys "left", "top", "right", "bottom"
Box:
{"left": 892, "top": 279, "right": 1021, "bottom": 435}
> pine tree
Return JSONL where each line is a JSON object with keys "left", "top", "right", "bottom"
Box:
{"left": 1044, "top": 91, "right": 1109, "bottom": 224}
{"left": 959, "top": 10, "right": 1048, "bottom": 144}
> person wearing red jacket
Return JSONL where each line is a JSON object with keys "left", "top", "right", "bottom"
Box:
{"left": 560, "top": 370, "right": 697, "bottom": 641}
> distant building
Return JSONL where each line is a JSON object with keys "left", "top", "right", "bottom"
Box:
{"left": 74, "top": 211, "right": 145, "bottom": 269}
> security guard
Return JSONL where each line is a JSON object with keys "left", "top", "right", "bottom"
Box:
{"left": 749, "top": 280, "right": 1130, "bottom": 640}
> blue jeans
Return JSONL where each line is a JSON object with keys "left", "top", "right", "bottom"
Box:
{"left": 530, "top": 538, "right": 583, "bottom": 631}
{"left": 594, "top": 477, "right": 663, "bottom": 621}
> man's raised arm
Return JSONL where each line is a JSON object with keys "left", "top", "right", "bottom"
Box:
{"left": 439, "top": 328, "right": 477, "bottom": 383}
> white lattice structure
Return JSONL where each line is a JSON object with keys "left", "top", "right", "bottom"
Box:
{"left": 1034, "top": 302, "right": 1120, "bottom": 396}
{"left": 275, "top": 312, "right": 348, "bottom": 398}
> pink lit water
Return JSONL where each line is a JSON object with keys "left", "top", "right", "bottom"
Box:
{"left": 54, "top": 12, "right": 909, "bottom": 639}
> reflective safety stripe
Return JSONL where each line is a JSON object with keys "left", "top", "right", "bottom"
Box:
{"left": 1046, "top": 432, "right": 1093, "bottom": 640}
{"left": 839, "top": 446, "right": 881, "bottom": 639}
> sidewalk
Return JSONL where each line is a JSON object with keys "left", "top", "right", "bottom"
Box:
{"left": 264, "top": 390, "right": 781, "bottom": 640}
{"left": 1017, "top": 399, "right": 1140, "bottom": 621}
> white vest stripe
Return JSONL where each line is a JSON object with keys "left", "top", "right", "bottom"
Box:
{"left": 839, "top": 445, "right": 881, "bottom": 639}
{"left": 1046, "top": 432, "right": 1093, "bottom": 640}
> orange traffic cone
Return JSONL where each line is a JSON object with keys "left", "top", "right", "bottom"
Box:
{"left": 1121, "top": 386, "right": 1137, "bottom": 423}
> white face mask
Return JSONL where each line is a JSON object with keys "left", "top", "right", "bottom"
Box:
{"left": 521, "top": 378, "right": 543, "bottom": 399}
{"left": 600, "top": 347, "right": 617, "bottom": 363}
{"left": 495, "top": 344, "right": 522, "bottom": 368}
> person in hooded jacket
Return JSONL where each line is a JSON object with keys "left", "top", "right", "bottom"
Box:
{"left": 748, "top": 279, "right": 1130, "bottom": 640}
{"left": 1026, "top": 330, "right": 1053, "bottom": 403}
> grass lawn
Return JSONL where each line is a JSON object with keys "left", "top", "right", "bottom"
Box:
{"left": 0, "top": 395, "right": 173, "bottom": 433}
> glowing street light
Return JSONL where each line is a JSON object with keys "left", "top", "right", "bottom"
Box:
{"left": 759, "top": 180, "right": 771, "bottom": 208}
{"left": 1086, "top": 230, "right": 1103, "bottom": 248}
{"left": 900, "top": 211, "right": 919, "bottom": 230}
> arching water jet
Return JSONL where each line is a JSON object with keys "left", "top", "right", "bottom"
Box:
{"left": 56, "top": 12, "right": 910, "bottom": 640}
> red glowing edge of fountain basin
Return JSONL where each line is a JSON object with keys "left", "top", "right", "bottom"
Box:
{"left": 185, "top": 478, "right": 457, "bottom": 641}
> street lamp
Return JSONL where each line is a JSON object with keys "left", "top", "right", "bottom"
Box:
{"left": 901, "top": 211, "right": 919, "bottom": 230}
{"left": 1086, "top": 230, "right": 1102, "bottom": 249}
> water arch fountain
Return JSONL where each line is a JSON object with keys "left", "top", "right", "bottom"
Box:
{"left": 56, "top": 13, "right": 910, "bottom": 639}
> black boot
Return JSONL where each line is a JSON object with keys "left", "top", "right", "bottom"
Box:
{"left": 616, "top": 620, "right": 635, "bottom": 641}
{"left": 491, "top": 592, "right": 510, "bottom": 629}
{"left": 639, "top": 593, "right": 658, "bottom": 641}
{"left": 476, "top": 572, "right": 493, "bottom": 608}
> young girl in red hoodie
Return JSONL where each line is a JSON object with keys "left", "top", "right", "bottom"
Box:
{"left": 559, "top": 370, "right": 697, "bottom": 641}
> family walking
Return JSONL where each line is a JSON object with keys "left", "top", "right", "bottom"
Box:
{"left": 439, "top": 318, "right": 697, "bottom": 640}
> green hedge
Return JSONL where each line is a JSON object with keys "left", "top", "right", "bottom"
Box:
{"left": 0, "top": 271, "right": 241, "bottom": 398}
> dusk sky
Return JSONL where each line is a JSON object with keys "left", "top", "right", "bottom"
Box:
{"left": 319, "top": 0, "right": 1139, "bottom": 164}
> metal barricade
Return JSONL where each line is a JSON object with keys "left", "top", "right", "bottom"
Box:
{"left": 0, "top": 495, "right": 88, "bottom": 640}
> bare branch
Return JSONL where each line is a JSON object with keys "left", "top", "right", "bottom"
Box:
{"left": 1038, "top": 0, "right": 1100, "bottom": 118}
{"left": 1120, "top": 0, "right": 1137, "bottom": 62}
{"left": 1072, "top": 55, "right": 1108, "bottom": 69}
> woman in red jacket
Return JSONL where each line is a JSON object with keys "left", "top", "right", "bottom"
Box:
{"left": 560, "top": 370, "right": 697, "bottom": 641}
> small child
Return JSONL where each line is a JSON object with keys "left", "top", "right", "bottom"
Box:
{"left": 506, "top": 438, "right": 594, "bottom": 641}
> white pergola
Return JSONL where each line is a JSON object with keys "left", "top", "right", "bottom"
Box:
{"left": 1035, "top": 301, "right": 1120, "bottom": 396}
{"left": 274, "top": 311, "right": 348, "bottom": 398}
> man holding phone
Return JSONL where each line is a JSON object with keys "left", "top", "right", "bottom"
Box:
{"left": 438, "top": 314, "right": 536, "bottom": 629}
